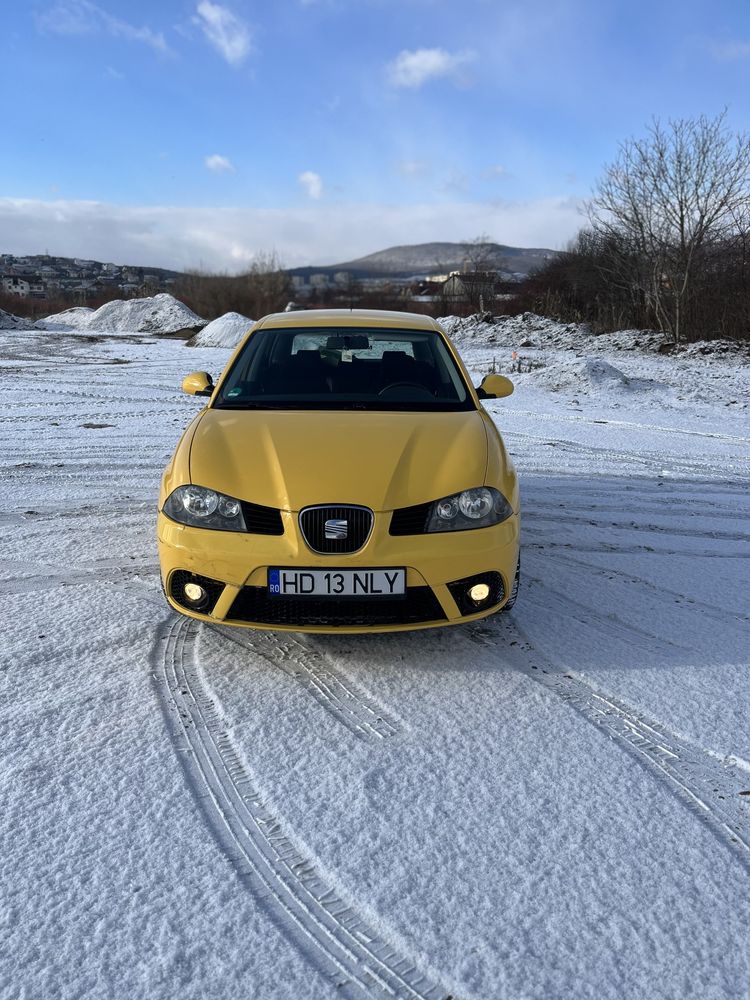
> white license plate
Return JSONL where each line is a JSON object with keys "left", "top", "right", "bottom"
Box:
{"left": 268, "top": 568, "right": 405, "bottom": 598}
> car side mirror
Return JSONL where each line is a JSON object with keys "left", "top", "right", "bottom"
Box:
{"left": 181, "top": 371, "right": 214, "bottom": 397}
{"left": 476, "top": 374, "right": 514, "bottom": 399}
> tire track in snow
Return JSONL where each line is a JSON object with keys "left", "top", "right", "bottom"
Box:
{"left": 523, "top": 511, "right": 750, "bottom": 545}
{"left": 525, "top": 547, "right": 749, "bottom": 626}
{"left": 206, "top": 624, "right": 400, "bottom": 743}
{"left": 467, "top": 619, "right": 750, "bottom": 872}
{"left": 519, "top": 578, "right": 691, "bottom": 652}
{"left": 0, "top": 564, "right": 159, "bottom": 595}
{"left": 499, "top": 406, "right": 750, "bottom": 444}
{"left": 153, "top": 616, "right": 452, "bottom": 1000}
{"left": 505, "top": 431, "right": 750, "bottom": 480}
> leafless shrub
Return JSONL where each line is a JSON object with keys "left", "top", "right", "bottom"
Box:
{"left": 175, "top": 251, "right": 291, "bottom": 320}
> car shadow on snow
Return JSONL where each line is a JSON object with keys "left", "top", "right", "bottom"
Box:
{"left": 306, "top": 471, "right": 750, "bottom": 681}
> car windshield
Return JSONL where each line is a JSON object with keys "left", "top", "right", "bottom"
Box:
{"left": 213, "top": 327, "right": 474, "bottom": 411}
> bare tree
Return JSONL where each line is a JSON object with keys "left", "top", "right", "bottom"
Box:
{"left": 176, "top": 250, "right": 291, "bottom": 320}
{"left": 589, "top": 110, "right": 750, "bottom": 342}
{"left": 460, "top": 233, "right": 497, "bottom": 273}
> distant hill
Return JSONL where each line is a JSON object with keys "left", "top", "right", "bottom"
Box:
{"left": 287, "top": 242, "right": 556, "bottom": 281}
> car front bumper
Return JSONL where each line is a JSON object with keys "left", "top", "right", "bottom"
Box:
{"left": 156, "top": 510, "right": 520, "bottom": 633}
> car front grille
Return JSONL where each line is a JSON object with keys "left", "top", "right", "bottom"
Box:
{"left": 226, "top": 586, "right": 447, "bottom": 627}
{"left": 299, "top": 505, "right": 373, "bottom": 554}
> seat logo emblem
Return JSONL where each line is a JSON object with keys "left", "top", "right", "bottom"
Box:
{"left": 325, "top": 519, "right": 348, "bottom": 540}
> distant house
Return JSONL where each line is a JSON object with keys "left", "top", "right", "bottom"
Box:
{"left": 309, "top": 273, "right": 329, "bottom": 289}
{"left": 441, "top": 271, "right": 501, "bottom": 311}
{"left": 2, "top": 276, "right": 31, "bottom": 297}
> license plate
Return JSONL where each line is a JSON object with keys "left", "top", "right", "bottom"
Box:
{"left": 268, "top": 568, "right": 405, "bottom": 598}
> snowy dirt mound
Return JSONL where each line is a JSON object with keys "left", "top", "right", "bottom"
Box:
{"left": 439, "top": 312, "right": 586, "bottom": 350}
{"left": 189, "top": 312, "right": 254, "bottom": 348}
{"left": 0, "top": 308, "right": 35, "bottom": 330}
{"left": 36, "top": 306, "right": 95, "bottom": 331}
{"left": 87, "top": 293, "right": 206, "bottom": 334}
{"left": 439, "top": 312, "right": 665, "bottom": 353}
{"left": 677, "top": 338, "right": 750, "bottom": 360}
{"left": 519, "top": 357, "right": 662, "bottom": 396}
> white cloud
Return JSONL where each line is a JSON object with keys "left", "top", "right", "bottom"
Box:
{"left": 298, "top": 171, "right": 323, "bottom": 199}
{"left": 0, "top": 196, "right": 584, "bottom": 272}
{"left": 387, "top": 47, "right": 475, "bottom": 89}
{"left": 440, "top": 169, "right": 469, "bottom": 194}
{"left": 483, "top": 164, "right": 509, "bottom": 180}
{"left": 397, "top": 160, "right": 430, "bottom": 177}
{"left": 205, "top": 154, "right": 235, "bottom": 173}
{"left": 710, "top": 39, "right": 750, "bottom": 60}
{"left": 36, "top": 0, "right": 169, "bottom": 54}
{"left": 194, "top": 2, "right": 252, "bottom": 66}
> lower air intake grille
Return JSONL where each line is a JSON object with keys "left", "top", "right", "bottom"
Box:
{"left": 227, "top": 587, "right": 446, "bottom": 627}
{"left": 299, "top": 505, "right": 373, "bottom": 554}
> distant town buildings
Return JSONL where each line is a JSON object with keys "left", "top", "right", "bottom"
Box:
{"left": 1, "top": 243, "right": 535, "bottom": 314}
{"left": 0, "top": 253, "right": 180, "bottom": 302}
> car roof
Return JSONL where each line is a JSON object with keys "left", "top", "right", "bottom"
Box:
{"left": 253, "top": 308, "right": 441, "bottom": 331}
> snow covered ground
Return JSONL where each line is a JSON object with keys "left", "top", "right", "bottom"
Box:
{"left": 1, "top": 316, "right": 749, "bottom": 1000}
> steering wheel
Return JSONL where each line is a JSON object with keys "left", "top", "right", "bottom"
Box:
{"left": 378, "top": 381, "right": 429, "bottom": 396}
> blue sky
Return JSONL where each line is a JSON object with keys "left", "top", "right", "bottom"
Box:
{"left": 1, "top": 0, "right": 749, "bottom": 269}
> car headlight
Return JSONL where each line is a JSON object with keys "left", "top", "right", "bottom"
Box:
{"left": 427, "top": 487, "right": 512, "bottom": 532}
{"left": 163, "top": 485, "right": 247, "bottom": 531}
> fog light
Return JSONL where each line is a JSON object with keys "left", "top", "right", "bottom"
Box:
{"left": 469, "top": 582, "right": 491, "bottom": 604}
{"left": 184, "top": 582, "right": 207, "bottom": 604}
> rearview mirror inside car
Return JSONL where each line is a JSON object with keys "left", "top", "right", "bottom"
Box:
{"left": 181, "top": 371, "right": 214, "bottom": 397}
{"left": 325, "top": 334, "right": 370, "bottom": 350}
{"left": 476, "top": 374, "right": 514, "bottom": 399}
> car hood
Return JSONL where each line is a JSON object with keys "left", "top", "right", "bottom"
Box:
{"left": 188, "top": 408, "right": 489, "bottom": 511}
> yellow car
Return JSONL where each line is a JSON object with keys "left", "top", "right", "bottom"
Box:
{"left": 157, "top": 308, "right": 520, "bottom": 633}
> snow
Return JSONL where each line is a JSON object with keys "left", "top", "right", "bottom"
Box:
{"left": 35, "top": 305, "right": 95, "bottom": 330}
{"left": 0, "top": 307, "right": 34, "bottom": 330}
{"left": 1, "top": 314, "right": 749, "bottom": 999}
{"left": 189, "top": 311, "right": 254, "bottom": 348}
{"left": 516, "top": 356, "right": 662, "bottom": 395}
{"left": 441, "top": 311, "right": 664, "bottom": 353}
{"left": 34, "top": 293, "right": 206, "bottom": 335}
{"left": 89, "top": 292, "right": 206, "bottom": 333}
